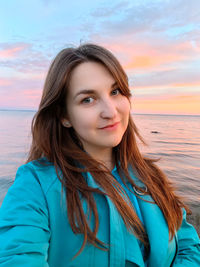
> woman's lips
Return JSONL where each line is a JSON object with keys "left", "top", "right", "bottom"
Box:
{"left": 99, "top": 122, "right": 120, "bottom": 130}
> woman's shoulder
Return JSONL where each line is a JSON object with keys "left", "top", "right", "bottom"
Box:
{"left": 15, "top": 157, "right": 59, "bottom": 195}
{"left": 22, "top": 157, "right": 55, "bottom": 173}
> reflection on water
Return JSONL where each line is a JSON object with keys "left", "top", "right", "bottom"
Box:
{"left": 0, "top": 111, "right": 200, "bottom": 208}
{"left": 133, "top": 113, "right": 200, "bottom": 207}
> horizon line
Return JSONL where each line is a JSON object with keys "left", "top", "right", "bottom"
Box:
{"left": 0, "top": 108, "right": 199, "bottom": 116}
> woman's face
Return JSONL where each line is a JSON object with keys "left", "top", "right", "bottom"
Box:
{"left": 64, "top": 61, "right": 130, "bottom": 159}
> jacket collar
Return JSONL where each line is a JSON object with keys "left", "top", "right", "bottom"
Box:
{"left": 128, "top": 167, "right": 172, "bottom": 266}
{"left": 86, "top": 172, "right": 145, "bottom": 267}
{"left": 136, "top": 194, "right": 169, "bottom": 266}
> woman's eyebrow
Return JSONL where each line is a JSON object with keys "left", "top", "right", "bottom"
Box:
{"left": 73, "top": 89, "right": 95, "bottom": 100}
{"left": 73, "top": 81, "right": 118, "bottom": 100}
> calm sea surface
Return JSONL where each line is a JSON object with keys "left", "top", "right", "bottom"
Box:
{"left": 0, "top": 110, "right": 200, "bottom": 210}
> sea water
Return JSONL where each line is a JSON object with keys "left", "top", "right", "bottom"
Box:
{"left": 0, "top": 110, "right": 200, "bottom": 210}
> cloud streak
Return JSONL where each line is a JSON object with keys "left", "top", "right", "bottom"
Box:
{"left": 0, "top": 42, "right": 51, "bottom": 74}
{"left": 0, "top": 43, "right": 30, "bottom": 59}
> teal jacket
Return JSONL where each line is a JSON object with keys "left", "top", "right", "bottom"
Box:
{"left": 0, "top": 159, "right": 199, "bottom": 266}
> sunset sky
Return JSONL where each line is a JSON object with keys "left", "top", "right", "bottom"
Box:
{"left": 0, "top": 0, "right": 200, "bottom": 115}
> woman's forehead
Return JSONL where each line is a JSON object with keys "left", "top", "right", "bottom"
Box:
{"left": 68, "top": 61, "right": 115, "bottom": 94}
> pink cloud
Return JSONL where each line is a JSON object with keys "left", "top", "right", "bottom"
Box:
{"left": 0, "top": 78, "right": 12, "bottom": 86}
{"left": 0, "top": 43, "right": 30, "bottom": 59}
{"left": 0, "top": 75, "right": 43, "bottom": 110}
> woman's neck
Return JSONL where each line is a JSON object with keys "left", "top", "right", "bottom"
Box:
{"left": 85, "top": 147, "right": 115, "bottom": 171}
{"left": 101, "top": 158, "right": 115, "bottom": 171}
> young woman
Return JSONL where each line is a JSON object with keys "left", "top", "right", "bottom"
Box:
{"left": 0, "top": 43, "right": 199, "bottom": 266}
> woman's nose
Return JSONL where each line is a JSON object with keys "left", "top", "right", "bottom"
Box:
{"left": 100, "top": 98, "right": 117, "bottom": 119}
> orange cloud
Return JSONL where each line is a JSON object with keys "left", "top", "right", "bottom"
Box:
{"left": 131, "top": 94, "right": 200, "bottom": 115}
{"left": 124, "top": 53, "right": 184, "bottom": 69}
{"left": 107, "top": 40, "right": 198, "bottom": 70}
{"left": 173, "top": 82, "right": 200, "bottom": 88}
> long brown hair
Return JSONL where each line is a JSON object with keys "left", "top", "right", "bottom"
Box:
{"left": 27, "top": 43, "right": 187, "bottom": 256}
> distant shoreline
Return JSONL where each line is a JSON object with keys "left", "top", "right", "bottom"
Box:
{"left": 0, "top": 109, "right": 199, "bottom": 117}
{"left": 0, "top": 109, "right": 36, "bottom": 112}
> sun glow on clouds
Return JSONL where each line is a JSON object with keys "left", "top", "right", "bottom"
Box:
{"left": 110, "top": 40, "right": 198, "bottom": 70}
{"left": 0, "top": 0, "right": 200, "bottom": 114}
{"left": 131, "top": 94, "right": 200, "bottom": 115}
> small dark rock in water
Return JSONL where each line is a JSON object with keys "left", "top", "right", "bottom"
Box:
{"left": 151, "top": 131, "right": 160, "bottom": 134}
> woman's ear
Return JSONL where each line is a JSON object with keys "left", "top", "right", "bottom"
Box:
{"left": 61, "top": 119, "right": 72, "bottom": 128}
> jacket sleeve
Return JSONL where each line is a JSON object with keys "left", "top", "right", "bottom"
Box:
{"left": 0, "top": 164, "right": 50, "bottom": 266}
{"left": 173, "top": 208, "right": 200, "bottom": 266}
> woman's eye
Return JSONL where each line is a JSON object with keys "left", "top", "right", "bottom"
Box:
{"left": 111, "top": 88, "right": 121, "bottom": 95}
{"left": 81, "top": 97, "right": 94, "bottom": 104}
